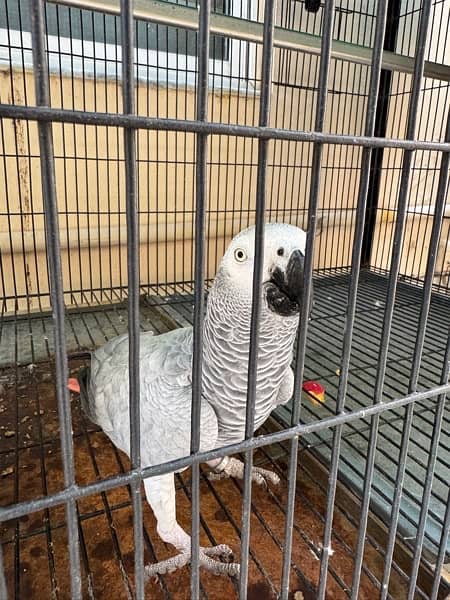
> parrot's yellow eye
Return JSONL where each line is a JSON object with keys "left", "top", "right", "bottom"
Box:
{"left": 234, "top": 248, "right": 247, "bottom": 262}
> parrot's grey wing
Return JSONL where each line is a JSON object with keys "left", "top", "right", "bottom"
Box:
{"left": 88, "top": 327, "right": 218, "bottom": 467}
{"left": 273, "top": 366, "right": 294, "bottom": 407}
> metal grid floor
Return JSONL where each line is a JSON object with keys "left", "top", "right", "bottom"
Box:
{"left": 0, "top": 270, "right": 449, "bottom": 598}
{"left": 276, "top": 271, "right": 450, "bottom": 563}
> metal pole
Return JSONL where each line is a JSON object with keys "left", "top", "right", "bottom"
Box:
{"left": 375, "top": 1, "right": 433, "bottom": 595}
{"left": 280, "top": 0, "right": 336, "bottom": 596}
{"left": 0, "top": 542, "right": 7, "bottom": 600}
{"left": 29, "top": 1, "right": 82, "bottom": 597}
{"left": 1, "top": 103, "right": 449, "bottom": 152}
{"left": 0, "top": 386, "right": 447, "bottom": 521}
{"left": 119, "top": 1, "right": 145, "bottom": 596}
{"left": 407, "top": 331, "right": 450, "bottom": 598}
{"left": 190, "top": 0, "right": 210, "bottom": 596}
{"left": 405, "top": 108, "right": 450, "bottom": 597}
{"left": 327, "top": 0, "right": 389, "bottom": 594}
{"left": 361, "top": 0, "right": 401, "bottom": 267}
{"left": 239, "top": 0, "right": 276, "bottom": 596}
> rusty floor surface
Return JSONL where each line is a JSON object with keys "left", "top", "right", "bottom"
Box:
{"left": 0, "top": 358, "right": 411, "bottom": 600}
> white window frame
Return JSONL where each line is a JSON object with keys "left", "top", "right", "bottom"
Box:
{"left": 0, "top": 0, "right": 257, "bottom": 91}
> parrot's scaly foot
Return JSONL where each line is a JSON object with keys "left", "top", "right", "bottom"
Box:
{"left": 144, "top": 544, "right": 239, "bottom": 578}
{"left": 208, "top": 457, "right": 280, "bottom": 486}
{"left": 250, "top": 465, "right": 280, "bottom": 486}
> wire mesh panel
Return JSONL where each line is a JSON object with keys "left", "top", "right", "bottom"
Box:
{"left": 370, "top": 1, "right": 450, "bottom": 293}
{"left": 0, "top": 0, "right": 449, "bottom": 599}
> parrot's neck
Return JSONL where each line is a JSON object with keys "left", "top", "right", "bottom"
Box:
{"left": 202, "top": 276, "right": 299, "bottom": 447}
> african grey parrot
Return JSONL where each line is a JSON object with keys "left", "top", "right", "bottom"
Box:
{"left": 77, "top": 223, "right": 308, "bottom": 577}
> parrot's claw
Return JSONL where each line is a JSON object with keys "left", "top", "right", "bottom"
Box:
{"left": 208, "top": 457, "right": 280, "bottom": 487}
{"left": 144, "top": 544, "right": 239, "bottom": 579}
{"left": 250, "top": 466, "right": 280, "bottom": 487}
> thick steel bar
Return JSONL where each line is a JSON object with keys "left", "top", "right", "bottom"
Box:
{"left": 0, "top": 384, "right": 448, "bottom": 523}
{"left": 280, "top": 1, "right": 335, "bottom": 597}
{"left": 1, "top": 104, "right": 449, "bottom": 152}
{"left": 403, "top": 111, "right": 450, "bottom": 599}
{"left": 361, "top": 0, "right": 401, "bottom": 268}
{"left": 324, "top": 1, "right": 387, "bottom": 598}
{"left": 0, "top": 542, "right": 6, "bottom": 600}
{"left": 308, "top": 7, "right": 352, "bottom": 600}
{"left": 332, "top": 0, "right": 390, "bottom": 594}
{"left": 119, "top": 1, "right": 144, "bottom": 597}
{"left": 190, "top": 0, "right": 210, "bottom": 595}
{"left": 29, "top": 1, "right": 82, "bottom": 598}
{"left": 407, "top": 332, "right": 450, "bottom": 599}
{"left": 239, "top": 0, "right": 275, "bottom": 596}
{"left": 409, "top": 109, "right": 450, "bottom": 393}
{"left": 378, "top": 2, "right": 433, "bottom": 596}
{"left": 430, "top": 486, "right": 450, "bottom": 600}
{"left": 45, "top": 0, "right": 450, "bottom": 83}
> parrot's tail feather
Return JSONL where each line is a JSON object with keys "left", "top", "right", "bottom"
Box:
{"left": 77, "top": 365, "right": 98, "bottom": 425}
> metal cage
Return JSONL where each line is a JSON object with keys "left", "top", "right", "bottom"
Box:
{"left": 0, "top": 0, "right": 449, "bottom": 598}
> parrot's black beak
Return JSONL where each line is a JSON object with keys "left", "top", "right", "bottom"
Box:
{"left": 265, "top": 249, "right": 306, "bottom": 317}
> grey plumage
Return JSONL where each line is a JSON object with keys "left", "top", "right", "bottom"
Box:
{"left": 88, "top": 327, "right": 218, "bottom": 464}
{"left": 81, "top": 222, "right": 308, "bottom": 577}
{"left": 203, "top": 293, "right": 297, "bottom": 445}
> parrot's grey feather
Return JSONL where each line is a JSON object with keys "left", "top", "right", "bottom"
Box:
{"left": 81, "top": 222, "right": 308, "bottom": 576}
{"left": 202, "top": 284, "right": 298, "bottom": 446}
{"left": 274, "top": 367, "right": 295, "bottom": 407}
{"left": 87, "top": 327, "right": 218, "bottom": 467}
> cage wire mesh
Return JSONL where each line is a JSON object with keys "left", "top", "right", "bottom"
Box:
{"left": 0, "top": 0, "right": 449, "bottom": 598}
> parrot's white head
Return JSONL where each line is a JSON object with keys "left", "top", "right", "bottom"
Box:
{"left": 215, "top": 223, "right": 308, "bottom": 317}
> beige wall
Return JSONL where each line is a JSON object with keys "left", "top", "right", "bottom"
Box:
{"left": 1, "top": 59, "right": 367, "bottom": 313}
{"left": 370, "top": 68, "right": 450, "bottom": 287}
{"left": 1, "top": 43, "right": 448, "bottom": 314}
{"left": 372, "top": 211, "right": 450, "bottom": 287}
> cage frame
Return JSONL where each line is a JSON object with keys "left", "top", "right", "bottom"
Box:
{"left": 0, "top": 0, "right": 449, "bottom": 599}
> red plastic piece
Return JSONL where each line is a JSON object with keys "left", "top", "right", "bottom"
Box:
{"left": 68, "top": 378, "right": 80, "bottom": 394}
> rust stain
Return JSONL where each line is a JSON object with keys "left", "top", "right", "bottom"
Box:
{"left": 8, "top": 70, "right": 35, "bottom": 310}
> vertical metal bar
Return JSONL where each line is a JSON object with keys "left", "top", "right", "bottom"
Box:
{"left": 190, "top": 0, "right": 210, "bottom": 597}
{"left": 409, "top": 108, "right": 450, "bottom": 393}
{"left": 276, "top": 2, "right": 335, "bottom": 597}
{"left": 377, "top": 2, "right": 432, "bottom": 595}
{"left": 280, "top": 2, "right": 336, "bottom": 597}
{"left": 403, "top": 109, "right": 450, "bottom": 597}
{"left": 239, "top": 0, "right": 275, "bottom": 597}
{"left": 120, "top": 1, "right": 144, "bottom": 597}
{"left": 407, "top": 331, "right": 450, "bottom": 599}
{"left": 29, "top": 2, "right": 81, "bottom": 598}
{"left": 361, "top": 0, "right": 401, "bottom": 267}
{"left": 431, "top": 487, "right": 450, "bottom": 600}
{"left": 322, "top": 0, "right": 390, "bottom": 595}
{"left": 0, "top": 541, "right": 7, "bottom": 600}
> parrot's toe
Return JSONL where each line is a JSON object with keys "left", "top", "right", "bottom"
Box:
{"left": 144, "top": 551, "right": 191, "bottom": 578}
{"left": 199, "top": 545, "right": 239, "bottom": 575}
{"left": 252, "top": 466, "right": 280, "bottom": 486}
{"left": 144, "top": 545, "right": 239, "bottom": 579}
{"left": 208, "top": 457, "right": 280, "bottom": 488}
{"left": 202, "top": 543, "right": 233, "bottom": 558}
